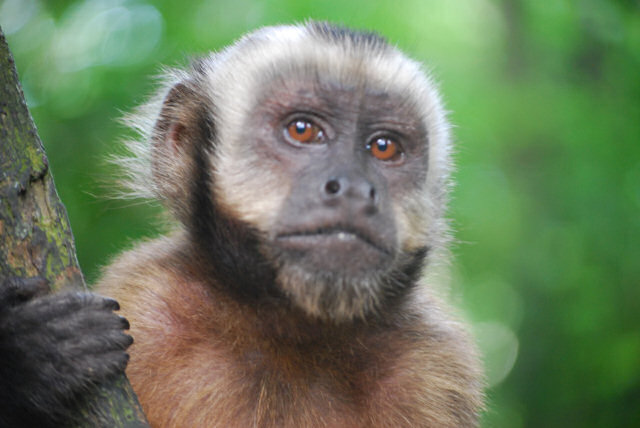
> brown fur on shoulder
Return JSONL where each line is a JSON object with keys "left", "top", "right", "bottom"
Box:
{"left": 100, "top": 234, "right": 482, "bottom": 427}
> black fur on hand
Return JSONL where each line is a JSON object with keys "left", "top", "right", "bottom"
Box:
{"left": 0, "top": 277, "right": 133, "bottom": 428}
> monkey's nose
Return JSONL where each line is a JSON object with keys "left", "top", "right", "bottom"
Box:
{"left": 322, "top": 176, "right": 378, "bottom": 214}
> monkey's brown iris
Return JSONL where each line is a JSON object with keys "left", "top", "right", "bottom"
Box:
{"left": 287, "top": 120, "right": 324, "bottom": 143}
{"left": 369, "top": 137, "right": 401, "bottom": 161}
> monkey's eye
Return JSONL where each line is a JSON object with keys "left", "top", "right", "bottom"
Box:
{"left": 286, "top": 120, "right": 325, "bottom": 144}
{"left": 367, "top": 137, "right": 403, "bottom": 162}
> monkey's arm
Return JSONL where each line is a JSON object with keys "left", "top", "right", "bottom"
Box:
{"left": 0, "top": 277, "right": 133, "bottom": 428}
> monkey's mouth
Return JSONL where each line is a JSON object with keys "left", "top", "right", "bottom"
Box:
{"left": 275, "top": 226, "right": 391, "bottom": 256}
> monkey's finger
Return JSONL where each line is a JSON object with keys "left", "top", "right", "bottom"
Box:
{"left": 38, "top": 349, "right": 131, "bottom": 393}
{"left": 60, "top": 329, "right": 134, "bottom": 356}
{"left": 39, "top": 307, "right": 131, "bottom": 343}
{"left": 74, "top": 350, "right": 131, "bottom": 381}
{"left": 56, "top": 308, "right": 130, "bottom": 332}
{"left": 16, "top": 292, "right": 120, "bottom": 324}
{"left": 8, "top": 300, "right": 128, "bottom": 343}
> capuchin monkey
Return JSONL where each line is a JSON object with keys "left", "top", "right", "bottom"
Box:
{"left": 97, "top": 22, "right": 484, "bottom": 427}
{"left": 0, "top": 277, "right": 132, "bottom": 428}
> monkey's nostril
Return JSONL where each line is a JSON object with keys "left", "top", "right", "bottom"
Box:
{"left": 369, "top": 188, "right": 376, "bottom": 200}
{"left": 325, "top": 179, "right": 341, "bottom": 195}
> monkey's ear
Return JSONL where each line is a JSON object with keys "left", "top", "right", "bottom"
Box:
{"left": 150, "top": 82, "right": 213, "bottom": 220}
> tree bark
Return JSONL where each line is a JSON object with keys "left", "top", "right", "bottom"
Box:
{"left": 0, "top": 27, "right": 149, "bottom": 428}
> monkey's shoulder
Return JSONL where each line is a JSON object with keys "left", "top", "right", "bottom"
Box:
{"left": 94, "top": 238, "right": 483, "bottom": 426}
{"left": 95, "top": 235, "right": 213, "bottom": 328}
{"left": 386, "top": 313, "right": 484, "bottom": 425}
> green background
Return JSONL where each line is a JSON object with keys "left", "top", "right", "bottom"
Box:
{"left": 2, "top": 0, "right": 639, "bottom": 426}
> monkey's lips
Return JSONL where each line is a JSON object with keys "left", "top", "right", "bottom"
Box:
{"left": 275, "top": 226, "right": 391, "bottom": 257}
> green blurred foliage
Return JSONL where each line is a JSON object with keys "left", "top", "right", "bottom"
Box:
{"left": 2, "top": 0, "right": 639, "bottom": 426}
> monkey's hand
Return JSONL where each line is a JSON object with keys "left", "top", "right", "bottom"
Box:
{"left": 0, "top": 277, "right": 133, "bottom": 427}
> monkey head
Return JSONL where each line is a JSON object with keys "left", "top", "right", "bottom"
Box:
{"left": 125, "top": 22, "right": 453, "bottom": 322}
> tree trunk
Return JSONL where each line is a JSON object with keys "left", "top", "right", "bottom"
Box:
{"left": 0, "top": 27, "right": 149, "bottom": 428}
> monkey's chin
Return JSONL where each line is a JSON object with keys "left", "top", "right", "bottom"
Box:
{"left": 272, "top": 233, "right": 395, "bottom": 321}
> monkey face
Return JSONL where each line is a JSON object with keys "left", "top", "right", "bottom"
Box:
{"left": 144, "top": 24, "right": 452, "bottom": 321}
{"left": 213, "top": 75, "right": 432, "bottom": 320}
